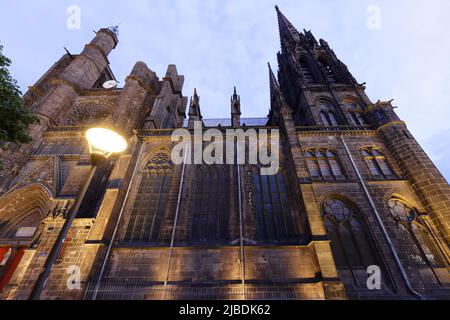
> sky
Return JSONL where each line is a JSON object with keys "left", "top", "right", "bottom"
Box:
{"left": 1, "top": 0, "right": 450, "bottom": 180}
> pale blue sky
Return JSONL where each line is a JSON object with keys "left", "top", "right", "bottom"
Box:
{"left": 1, "top": 0, "right": 450, "bottom": 180}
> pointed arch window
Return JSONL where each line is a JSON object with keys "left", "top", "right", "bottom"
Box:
{"left": 124, "top": 152, "right": 173, "bottom": 242}
{"left": 361, "top": 147, "right": 395, "bottom": 180}
{"left": 305, "top": 149, "right": 345, "bottom": 181}
{"left": 388, "top": 198, "right": 450, "bottom": 285}
{"left": 190, "top": 165, "right": 230, "bottom": 243}
{"left": 252, "top": 170, "right": 296, "bottom": 242}
{"left": 318, "top": 101, "right": 339, "bottom": 127}
{"left": 322, "top": 198, "right": 384, "bottom": 288}
{"left": 320, "top": 111, "right": 339, "bottom": 127}
{"left": 344, "top": 103, "right": 366, "bottom": 126}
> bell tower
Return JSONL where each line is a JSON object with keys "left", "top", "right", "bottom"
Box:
{"left": 272, "top": 6, "right": 370, "bottom": 127}
{"left": 0, "top": 27, "right": 119, "bottom": 194}
{"left": 269, "top": 6, "right": 450, "bottom": 299}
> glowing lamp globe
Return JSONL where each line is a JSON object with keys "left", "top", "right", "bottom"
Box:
{"left": 86, "top": 128, "right": 127, "bottom": 162}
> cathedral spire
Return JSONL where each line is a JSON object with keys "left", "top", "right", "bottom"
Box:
{"left": 276, "top": 6, "right": 321, "bottom": 53}
{"left": 188, "top": 88, "right": 202, "bottom": 128}
{"left": 193, "top": 88, "right": 199, "bottom": 103}
{"left": 275, "top": 5, "right": 301, "bottom": 49}
{"left": 268, "top": 63, "right": 283, "bottom": 125}
{"left": 231, "top": 86, "right": 241, "bottom": 128}
{"left": 189, "top": 88, "right": 201, "bottom": 115}
{"left": 268, "top": 62, "right": 280, "bottom": 98}
{"left": 231, "top": 86, "right": 240, "bottom": 111}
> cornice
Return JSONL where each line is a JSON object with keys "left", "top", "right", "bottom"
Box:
{"left": 50, "top": 78, "right": 122, "bottom": 98}
{"left": 80, "top": 88, "right": 122, "bottom": 97}
{"left": 27, "top": 85, "right": 45, "bottom": 98}
{"left": 137, "top": 127, "right": 281, "bottom": 142}
{"left": 50, "top": 78, "right": 82, "bottom": 95}
{"left": 43, "top": 126, "right": 86, "bottom": 138}
{"left": 376, "top": 121, "right": 407, "bottom": 132}
{"left": 297, "top": 127, "right": 377, "bottom": 137}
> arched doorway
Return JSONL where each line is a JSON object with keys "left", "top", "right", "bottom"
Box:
{"left": 0, "top": 184, "right": 53, "bottom": 293}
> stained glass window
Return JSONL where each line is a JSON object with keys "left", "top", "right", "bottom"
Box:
{"left": 328, "top": 112, "right": 338, "bottom": 126}
{"left": 253, "top": 171, "right": 295, "bottom": 242}
{"left": 320, "top": 112, "right": 330, "bottom": 127}
{"left": 124, "top": 152, "right": 172, "bottom": 242}
{"left": 191, "top": 165, "right": 230, "bottom": 243}
{"left": 388, "top": 198, "right": 450, "bottom": 285}
{"left": 361, "top": 148, "right": 395, "bottom": 180}
{"left": 344, "top": 103, "right": 366, "bottom": 126}
{"left": 318, "top": 101, "right": 340, "bottom": 127}
{"left": 305, "top": 149, "right": 345, "bottom": 181}
{"left": 305, "top": 151, "right": 320, "bottom": 179}
{"left": 322, "top": 198, "right": 381, "bottom": 287}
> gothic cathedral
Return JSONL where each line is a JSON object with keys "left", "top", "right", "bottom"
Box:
{"left": 0, "top": 6, "right": 449, "bottom": 300}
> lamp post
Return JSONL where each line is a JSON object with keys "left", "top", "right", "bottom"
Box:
{"left": 29, "top": 128, "right": 127, "bottom": 300}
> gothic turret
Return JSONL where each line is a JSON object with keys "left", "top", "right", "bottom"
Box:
{"left": 275, "top": 6, "right": 366, "bottom": 126}
{"left": 268, "top": 63, "right": 282, "bottom": 126}
{"left": 231, "top": 87, "right": 241, "bottom": 128}
{"left": 275, "top": 5, "right": 302, "bottom": 53}
{"left": 188, "top": 88, "right": 203, "bottom": 129}
{"left": 0, "top": 27, "right": 119, "bottom": 193}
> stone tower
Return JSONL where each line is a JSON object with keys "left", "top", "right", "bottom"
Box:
{"left": 268, "top": 6, "right": 450, "bottom": 299}
{"left": 0, "top": 8, "right": 449, "bottom": 300}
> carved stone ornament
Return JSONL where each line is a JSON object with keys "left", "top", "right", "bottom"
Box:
{"left": 144, "top": 151, "right": 173, "bottom": 173}
{"left": 67, "top": 101, "right": 114, "bottom": 126}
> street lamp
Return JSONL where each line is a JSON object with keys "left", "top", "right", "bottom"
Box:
{"left": 30, "top": 128, "right": 127, "bottom": 300}
{"left": 86, "top": 128, "right": 128, "bottom": 163}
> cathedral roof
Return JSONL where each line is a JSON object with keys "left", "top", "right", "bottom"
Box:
{"left": 183, "top": 118, "right": 268, "bottom": 128}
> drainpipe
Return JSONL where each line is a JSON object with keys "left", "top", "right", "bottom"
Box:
{"left": 164, "top": 149, "right": 188, "bottom": 287}
{"left": 91, "top": 139, "right": 144, "bottom": 300}
{"left": 339, "top": 135, "right": 425, "bottom": 300}
{"left": 236, "top": 140, "right": 246, "bottom": 299}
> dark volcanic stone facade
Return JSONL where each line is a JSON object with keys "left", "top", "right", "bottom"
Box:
{"left": 0, "top": 8, "right": 449, "bottom": 300}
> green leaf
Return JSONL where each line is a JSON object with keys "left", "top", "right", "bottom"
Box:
{"left": 0, "top": 43, "right": 39, "bottom": 147}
